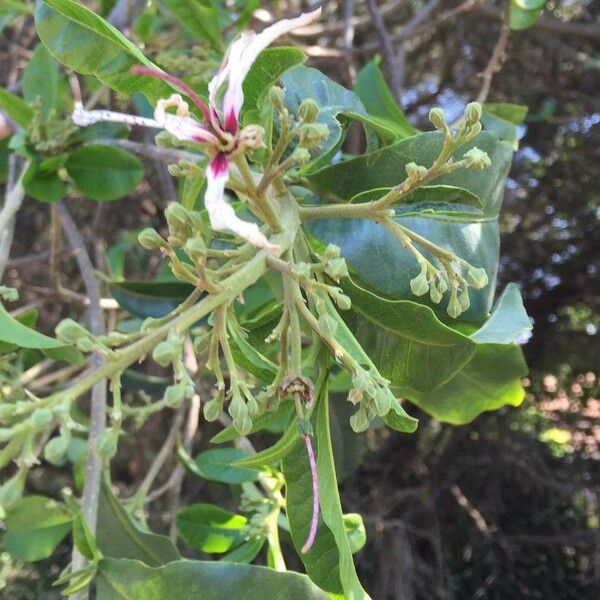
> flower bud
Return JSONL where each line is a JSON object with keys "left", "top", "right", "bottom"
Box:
{"left": 447, "top": 293, "right": 462, "bottom": 319}
{"left": 96, "top": 429, "right": 118, "bottom": 460}
{"left": 410, "top": 271, "right": 429, "bottom": 297}
{"left": 166, "top": 202, "right": 189, "bottom": 230}
{"left": 44, "top": 434, "right": 70, "bottom": 465}
{"left": 155, "top": 130, "right": 177, "bottom": 147}
{"left": 234, "top": 413, "right": 253, "bottom": 436}
{"left": 324, "top": 244, "right": 341, "bottom": 260}
{"left": 458, "top": 288, "right": 470, "bottom": 312}
{"left": 0, "top": 286, "right": 18, "bottom": 302}
{"left": 435, "top": 276, "right": 448, "bottom": 295}
{"left": 330, "top": 288, "right": 351, "bottom": 311}
{"left": 0, "top": 470, "right": 26, "bottom": 509}
{"left": 291, "top": 262, "right": 311, "bottom": 281}
{"left": 55, "top": 318, "right": 88, "bottom": 343}
{"left": 405, "top": 162, "right": 427, "bottom": 180}
{"left": 373, "top": 388, "right": 392, "bottom": 417}
{"left": 299, "top": 98, "right": 319, "bottom": 123}
{"left": 350, "top": 409, "right": 369, "bottom": 433}
{"left": 430, "top": 284, "right": 443, "bottom": 304}
{"left": 298, "top": 123, "right": 329, "bottom": 149}
{"left": 184, "top": 237, "right": 207, "bottom": 262}
{"left": 203, "top": 397, "right": 222, "bottom": 422}
{"left": 467, "top": 267, "right": 488, "bottom": 289}
{"left": 167, "top": 164, "right": 183, "bottom": 177}
{"left": 138, "top": 228, "right": 166, "bottom": 250}
{"left": 325, "top": 257, "right": 349, "bottom": 282}
{"left": 30, "top": 407, "right": 53, "bottom": 429}
{"left": 76, "top": 336, "right": 95, "bottom": 353}
{"left": 428, "top": 108, "right": 447, "bottom": 131}
{"left": 269, "top": 86, "right": 285, "bottom": 111}
{"left": 239, "top": 124, "right": 266, "bottom": 150}
{"left": 465, "top": 102, "right": 482, "bottom": 125}
{"left": 152, "top": 338, "right": 182, "bottom": 367}
{"left": 348, "top": 388, "right": 363, "bottom": 404}
{"left": 291, "top": 147, "right": 311, "bottom": 165}
{"left": 463, "top": 147, "right": 490, "bottom": 170}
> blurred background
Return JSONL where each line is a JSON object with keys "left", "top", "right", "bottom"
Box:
{"left": 1, "top": 1, "right": 599, "bottom": 598}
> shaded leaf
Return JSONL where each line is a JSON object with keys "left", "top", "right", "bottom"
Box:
{"left": 186, "top": 447, "right": 260, "bottom": 484}
{"left": 22, "top": 43, "right": 60, "bottom": 118}
{"left": 0, "top": 87, "right": 33, "bottom": 128}
{"left": 232, "top": 419, "right": 298, "bottom": 468}
{"left": 157, "top": 0, "right": 221, "bottom": 50}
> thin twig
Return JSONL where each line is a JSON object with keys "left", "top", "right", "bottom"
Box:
{"left": 476, "top": 0, "right": 511, "bottom": 104}
{"left": 91, "top": 138, "right": 201, "bottom": 164}
{"left": 56, "top": 202, "right": 107, "bottom": 600}
{"left": 365, "top": 0, "right": 403, "bottom": 103}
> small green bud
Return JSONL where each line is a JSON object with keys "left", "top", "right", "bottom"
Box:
{"left": 155, "top": 130, "right": 176, "bottom": 147}
{"left": 233, "top": 413, "right": 253, "bottom": 436}
{"left": 405, "top": 162, "right": 427, "bottom": 180}
{"left": 44, "top": 434, "right": 70, "bottom": 465}
{"left": 298, "top": 123, "right": 329, "bottom": 149}
{"left": 138, "top": 228, "right": 166, "bottom": 250}
{"left": 373, "top": 388, "right": 392, "bottom": 417}
{"left": 435, "top": 276, "right": 448, "bottom": 295}
{"left": 268, "top": 86, "right": 285, "bottom": 111}
{"left": 410, "top": 271, "right": 429, "bottom": 297}
{"left": 246, "top": 397, "right": 260, "bottom": 417}
{"left": 152, "top": 338, "right": 182, "bottom": 367}
{"left": 430, "top": 284, "right": 443, "bottom": 304}
{"left": 458, "top": 288, "right": 470, "bottom": 312}
{"left": 291, "top": 262, "right": 311, "bottom": 281}
{"left": 291, "top": 147, "right": 311, "bottom": 165}
{"left": 325, "top": 257, "right": 349, "bottom": 282}
{"left": 330, "top": 288, "right": 351, "bottom": 311}
{"left": 324, "top": 244, "right": 341, "bottom": 260}
{"left": 203, "top": 398, "right": 221, "bottom": 422}
{"left": 318, "top": 313, "right": 338, "bottom": 338}
{"left": 30, "top": 407, "right": 53, "bottom": 429}
{"left": 104, "top": 331, "right": 131, "bottom": 347}
{"left": 164, "top": 384, "right": 186, "bottom": 408}
{"left": 428, "top": 107, "right": 447, "bottom": 131}
{"left": 167, "top": 164, "right": 183, "bottom": 177}
{"left": 447, "top": 292, "right": 462, "bottom": 319}
{"left": 467, "top": 267, "right": 488, "bottom": 289}
{"left": 353, "top": 369, "right": 377, "bottom": 399}
{"left": 166, "top": 202, "right": 189, "bottom": 229}
{"left": 0, "top": 470, "right": 26, "bottom": 509}
{"left": 55, "top": 318, "right": 88, "bottom": 343}
{"left": 299, "top": 98, "right": 320, "bottom": 123}
{"left": 349, "top": 409, "right": 369, "bottom": 433}
{"left": 184, "top": 237, "right": 207, "bottom": 261}
{"left": 76, "top": 336, "right": 95, "bottom": 353}
{"left": 0, "top": 286, "right": 18, "bottom": 302}
{"left": 348, "top": 388, "right": 363, "bottom": 404}
{"left": 463, "top": 147, "right": 490, "bottom": 170}
{"left": 229, "top": 395, "right": 248, "bottom": 424}
{"left": 188, "top": 211, "right": 203, "bottom": 232}
{"left": 96, "top": 429, "right": 118, "bottom": 460}
{"left": 465, "top": 102, "right": 482, "bottom": 125}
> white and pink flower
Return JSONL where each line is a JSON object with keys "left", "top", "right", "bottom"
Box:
{"left": 72, "top": 8, "right": 321, "bottom": 251}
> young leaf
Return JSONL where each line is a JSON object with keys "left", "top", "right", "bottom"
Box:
{"left": 66, "top": 144, "right": 144, "bottom": 201}
{"left": 176, "top": 504, "right": 247, "bottom": 553}
{"left": 232, "top": 418, "right": 298, "bottom": 468}
{"left": 22, "top": 160, "right": 66, "bottom": 203}
{"left": 182, "top": 447, "right": 260, "bottom": 485}
{"left": 0, "top": 87, "right": 33, "bottom": 128}
{"left": 22, "top": 43, "right": 60, "bottom": 118}
{"left": 157, "top": 0, "right": 222, "bottom": 51}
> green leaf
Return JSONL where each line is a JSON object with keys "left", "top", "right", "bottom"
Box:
{"left": 176, "top": 504, "right": 246, "bottom": 553}
{"left": 307, "top": 131, "right": 513, "bottom": 320}
{"left": 282, "top": 383, "right": 370, "bottom": 599}
{"left": 96, "top": 480, "right": 180, "bottom": 566}
{"left": 341, "top": 276, "right": 476, "bottom": 394}
{"left": 354, "top": 56, "right": 417, "bottom": 139}
{"left": 282, "top": 65, "right": 367, "bottom": 172}
{"left": 407, "top": 343, "right": 528, "bottom": 424}
{"left": 221, "top": 538, "right": 264, "bottom": 564}
{"left": 228, "top": 322, "right": 277, "bottom": 383}
{"left": 470, "top": 283, "right": 531, "bottom": 344}
{"left": 186, "top": 447, "right": 260, "bottom": 484}
{"left": 23, "top": 160, "right": 66, "bottom": 203}
{"left": 232, "top": 419, "right": 298, "bottom": 468}
{"left": 157, "top": 0, "right": 221, "bottom": 50}
{"left": 22, "top": 43, "right": 60, "bottom": 118}
{"left": 96, "top": 557, "right": 330, "bottom": 599}
{"left": 510, "top": 0, "right": 544, "bottom": 30}
{"left": 35, "top": 0, "right": 172, "bottom": 103}
{"left": 513, "top": 0, "right": 546, "bottom": 8}
{"left": 66, "top": 145, "right": 144, "bottom": 201}
{"left": 108, "top": 280, "right": 195, "bottom": 319}
{"left": 482, "top": 103, "right": 528, "bottom": 149}
{"left": 3, "top": 495, "right": 71, "bottom": 562}
{"left": 0, "top": 87, "right": 33, "bottom": 128}
{"left": 72, "top": 511, "right": 101, "bottom": 561}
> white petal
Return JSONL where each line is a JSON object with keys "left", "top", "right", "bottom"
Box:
{"left": 205, "top": 157, "right": 278, "bottom": 252}
{"left": 161, "top": 114, "right": 219, "bottom": 144}
{"left": 210, "top": 8, "right": 321, "bottom": 122}
{"left": 72, "top": 102, "right": 161, "bottom": 129}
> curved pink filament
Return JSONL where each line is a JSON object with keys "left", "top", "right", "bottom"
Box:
{"left": 301, "top": 434, "right": 319, "bottom": 554}
{"left": 131, "top": 66, "right": 211, "bottom": 123}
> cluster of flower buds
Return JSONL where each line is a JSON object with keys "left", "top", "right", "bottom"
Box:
{"left": 347, "top": 367, "right": 396, "bottom": 433}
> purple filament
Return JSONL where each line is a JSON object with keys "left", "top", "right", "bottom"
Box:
{"left": 301, "top": 434, "right": 319, "bottom": 554}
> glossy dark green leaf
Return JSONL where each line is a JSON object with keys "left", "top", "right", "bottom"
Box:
{"left": 157, "top": 0, "right": 221, "bottom": 50}
{"left": 307, "top": 131, "right": 513, "bottom": 320}
{"left": 188, "top": 448, "right": 260, "bottom": 484}
{"left": 282, "top": 65, "right": 367, "bottom": 171}
{"left": 232, "top": 419, "right": 298, "bottom": 468}
{"left": 97, "top": 480, "right": 180, "bottom": 566}
{"left": 355, "top": 56, "right": 417, "bottom": 139}
{"left": 22, "top": 43, "right": 60, "bottom": 118}
{"left": 176, "top": 504, "right": 246, "bottom": 553}
{"left": 406, "top": 343, "right": 528, "bottom": 424}
{"left": 482, "top": 103, "right": 528, "bottom": 149}
{"left": 0, "top": 87, "right": 33, "bottom": 128}
{"left": 283, "top": 383, "right": 369, "bottom": 599}
{"left": 66, "top": 144, "right": 144, "bottom": 201}
{"left": 342, "top": 276, "right": 476, "bottom": 394}
{"left": 35, "top": 0, "right": 172, "bottom": 103}
{"left": 23, "top": 160, "right": 65, "bottom": 203}
{"left": 108, "top": 280, "right": 195, "bottom": 319}
{"left": 3, "top": 495, "right": 71, "bottom": 562}
{"left": 470, "top": 283, "right": 531, "bottom": 344}
{"left": 96, "top": 557, "right": 330, "bottom": 599}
